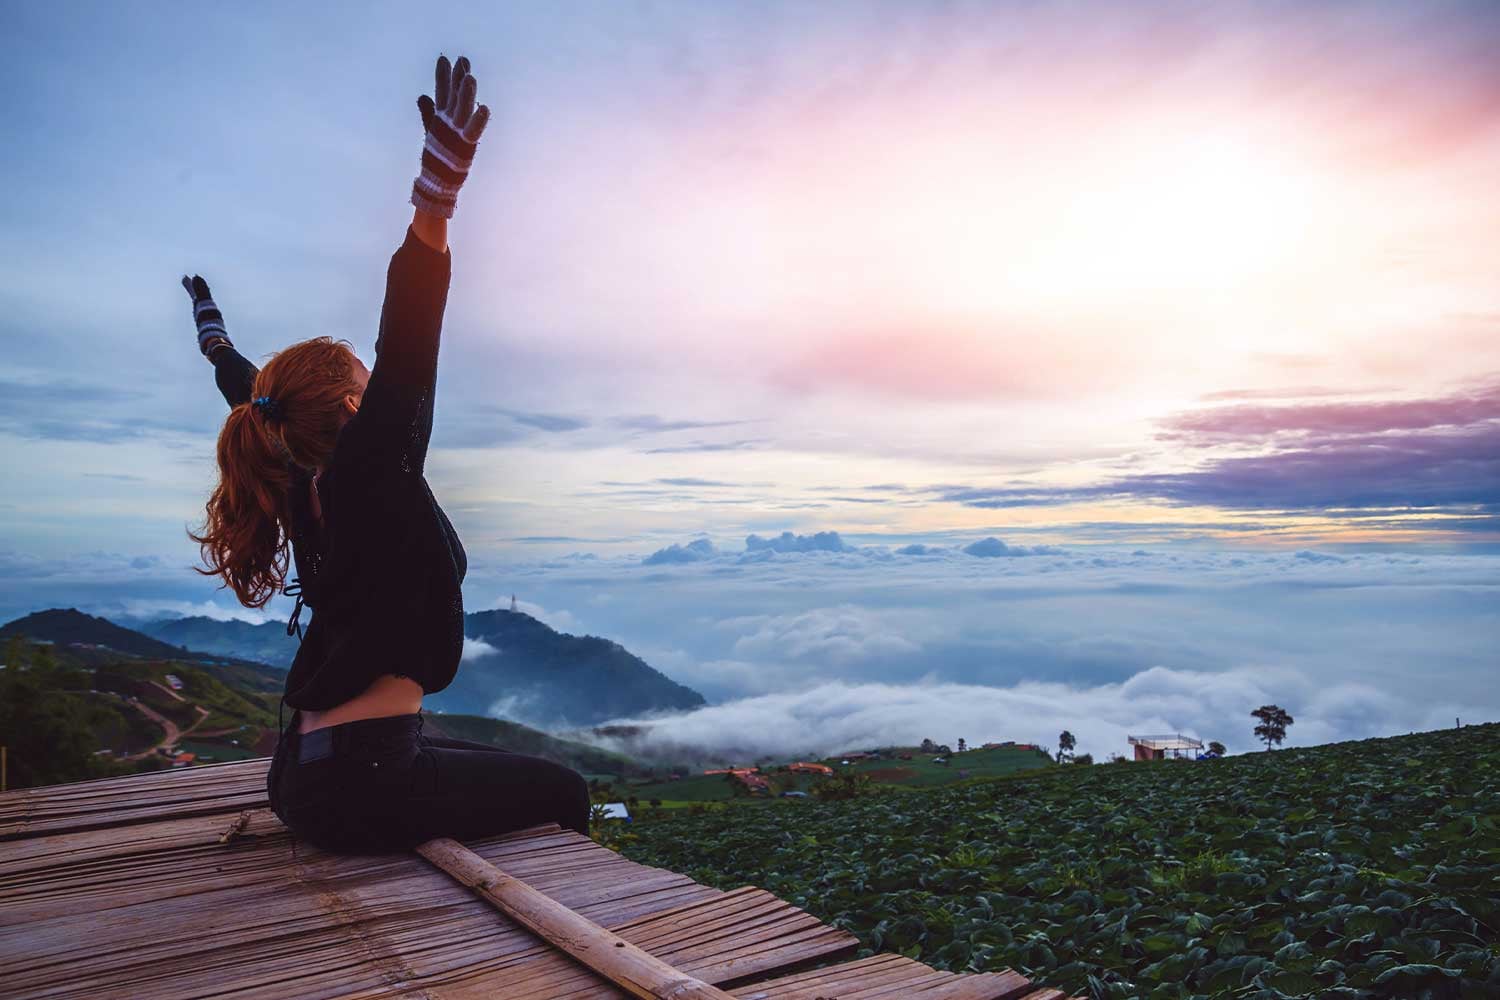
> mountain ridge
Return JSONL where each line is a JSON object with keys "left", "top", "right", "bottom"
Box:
{"left": 5, "top": 606, "right": 707, "bottom": 731}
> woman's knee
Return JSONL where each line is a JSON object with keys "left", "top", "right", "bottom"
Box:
{"left": 547, "top": 760, "right": 588, "bottom": 805}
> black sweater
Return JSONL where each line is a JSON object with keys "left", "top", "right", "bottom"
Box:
{"left": 210, "top": 225, "right": 468, "bottom": 711}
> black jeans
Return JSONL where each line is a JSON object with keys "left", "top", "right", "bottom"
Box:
{"left": 266, "top": 710, "right": 591, "bottom": 853}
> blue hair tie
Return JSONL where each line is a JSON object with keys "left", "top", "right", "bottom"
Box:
{"left": 252, "top": 395, "right": 285, "bottom": 421}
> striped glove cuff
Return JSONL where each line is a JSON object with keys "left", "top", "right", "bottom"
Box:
{"left": 411, "top": 55, "right": 490, "bottom": 220}
{"left": 411, "top": 118, "right": 476, "bottom": 219}
{"left": 182, "top": 275, "right": 233, "bottom": 357}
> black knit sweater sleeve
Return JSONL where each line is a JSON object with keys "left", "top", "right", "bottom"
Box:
{"left": 208, "top": 344, "right": 258, "bottom": 407}
{"left": 350, "top": 225, "right": 453, "bottom": 475}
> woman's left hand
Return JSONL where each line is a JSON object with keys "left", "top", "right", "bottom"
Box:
{"left": 410, "top": 54, "right": 491, "bottom": 220}
{"left": 182, "top": 274, "right": 232, "bottom": 358}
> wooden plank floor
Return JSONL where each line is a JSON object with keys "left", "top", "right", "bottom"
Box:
{"left": 0, "top": 759, "right": 1074, "bottom": 999}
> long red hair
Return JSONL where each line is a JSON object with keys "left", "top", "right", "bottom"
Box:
{"left": 191, "top": 337, "right": 364, "bottom": 607}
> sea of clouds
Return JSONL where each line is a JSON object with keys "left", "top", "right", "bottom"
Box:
{"left": 15, "top": 531, "right": 1496, "bottom": 760}
{"left": 470, "top": 533, "right": 1499, "bottom": 759}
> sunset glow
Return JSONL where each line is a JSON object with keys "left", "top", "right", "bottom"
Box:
{"left": 0, "top": 3, "right": 1496, "bottom": 747}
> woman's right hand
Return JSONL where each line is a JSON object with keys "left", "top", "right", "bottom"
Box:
{"left": 410, "top": 54, "right": 491, "bottom": 220}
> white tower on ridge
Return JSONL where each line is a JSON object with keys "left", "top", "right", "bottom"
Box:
{"left": 510, "top": 593, "right": 518, "bottom": 613}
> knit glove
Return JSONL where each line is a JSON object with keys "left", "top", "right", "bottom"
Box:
{"left": 181, "top": 274, "right": 232, "bottom": 358}
{"left": 411, "top": 54, "right": 491, "bottom": 219}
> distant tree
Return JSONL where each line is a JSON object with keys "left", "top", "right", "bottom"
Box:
{"left": 935, "top": 744, "right": 952, "bottom": 755}
{"left": 1073, "top": 753, "right": 1094, "bottom": 766}
{"left": 956, "top": 738, "right": 967, "bottom": 753}
{"left": 920, "top": 738, "right": 936, "bottom": 753}
{"left": 1252, "top": 705, "right": 1294, "bottom": 750}
{"left": 648, "top": 798, "right": 663, "bottom": 809}
{"left": 811, "top": 771, "right": 873, "bottom": 801}
{"left": 4, "top": 635, "right": 27, "bottom": 669}
{"left": 1057, "top": 730, "right": 1076, "bottom": 763}
{"left": 1207, "top": 741, "right": 1227, "bottom": 757}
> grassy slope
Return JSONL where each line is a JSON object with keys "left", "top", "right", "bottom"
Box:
{"left": 621, "top": 723, "right": 1500, "bottom": 999}
{"left": 6, "top": 639, "right": 639, "bottom": 779}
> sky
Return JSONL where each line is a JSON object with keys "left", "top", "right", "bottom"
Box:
{"left": 1, "top": 2, "right": 1497, "bottom": 758}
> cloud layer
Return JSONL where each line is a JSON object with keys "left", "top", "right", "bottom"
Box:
{"left": 584, "top": 664, "right": 1487, "bottom": 763}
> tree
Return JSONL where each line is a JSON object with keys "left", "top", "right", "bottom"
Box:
{"left": 1207, "top": 741, "right": 1226, "bottom": 757}
{"left": 1057, "top": 730, "right": 1076, "bottom": 763}
{"left": 956, "top": 738, "right": 966, "bottom": 753}
{"left": 919, "top": 738, "right": 936, "bottom": 753}
{"left": 1073, "top": 753, "right": 1094, "bottom": 766}
{"left": 1251, "top": 705, "right": 1294, "bottom": 750}
{"left": 811, "top": 771, "right": 872, "bottom": 801}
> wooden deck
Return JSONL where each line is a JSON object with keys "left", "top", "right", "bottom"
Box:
{"left": 0, "top": 758, "right": 1073, "bottom": 999}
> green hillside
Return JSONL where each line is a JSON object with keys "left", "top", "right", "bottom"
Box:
{"left": 0, "top": 631, "right": 645, "bottom": 790}
{"left": 622, "top": 723, "right": 1500, "bottom": 998}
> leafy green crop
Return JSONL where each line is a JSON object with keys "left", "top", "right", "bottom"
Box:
{"left": 622, "top": 723, "right": 1500, "bottom": 998}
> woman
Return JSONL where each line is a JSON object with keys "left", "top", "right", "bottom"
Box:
{"left": 184, "top": 54, "right": 589, "bottom": 853}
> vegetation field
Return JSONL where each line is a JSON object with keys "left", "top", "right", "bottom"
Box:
{"left": 626, "top": 745, "right": 1054, "bottom": 804}
{"left": 622, "top": 723, "right": 1500, "bottom": 999}
{"left": 836, "top": 745, "right": 1054, "bottom": 786}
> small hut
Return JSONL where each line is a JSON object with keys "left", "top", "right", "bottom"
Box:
{"left": 1127, "top": 733, "right": 1204, "bottom": 761}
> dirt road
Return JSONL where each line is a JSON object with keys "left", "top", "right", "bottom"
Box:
{"left": 122, "top": 698, "right": 211, "bottom": 761}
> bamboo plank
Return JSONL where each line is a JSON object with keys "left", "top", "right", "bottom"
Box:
{"left": 0, "top": 762, "right": 1077, "bottom": 1000}
{"left": 416, "top": 835, "right": 737, "bottom": 1000}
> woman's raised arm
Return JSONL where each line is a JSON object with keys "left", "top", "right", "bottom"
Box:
{"left": 347, "top": 54, "right": 490, "bottom": 475}
{"left": 182, "top": 274, "right": 258, "bottom": 407}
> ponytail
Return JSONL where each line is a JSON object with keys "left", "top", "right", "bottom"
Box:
{"left": 192, "top": 401, "right": 294, "bottom": 607}
{"left": 191, "top": 336, "right": 363, "bottom": 608}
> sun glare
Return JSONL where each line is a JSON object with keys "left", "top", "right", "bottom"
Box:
{"left": 1022, "top": 136, "right": 1320, "bottom": 298}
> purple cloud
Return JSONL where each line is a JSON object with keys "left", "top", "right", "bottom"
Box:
{"left": 1160, "top": 384, "right": 1500, "bottom": 444}
{"left": 942, "top": 380, "right": 1500, "bottom": 516}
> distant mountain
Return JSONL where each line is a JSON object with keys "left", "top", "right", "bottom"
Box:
{"left": 0, "top": 630, "right": 641, "bottom": 790}
{"left": 429, "top": 609, "right": 707, "bottom": 728}
{"left": 1, "top": 608, "right": 286, "bottom": 690}
{"left": 3, "top": 609, "right": 227, "bottom": 663}
{"left": 143, "top": 616, "right": 296, "bottom": 670}
{"left": 137, "top": 607, "right": 708, "bottom": 729}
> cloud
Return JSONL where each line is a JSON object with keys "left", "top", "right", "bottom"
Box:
{"left": 497, "top": 409, "right": 590, "bottom": 433}
{"left": 644, "top": 538, "right": 718, "bottom": 565}
{"left": 1160, "top": 384, "right": 1500, "bottom": 443}
{"left": 964, "top": 537, "right": 1063, "bottom": 558}
{"left": 896, "top": 543, "right": 941, "bottom": 555}
{"left": 0, "top": 378, "right": 186, "bottom": 443}
{"left": 1294, "top": 550, "right": 1346, "bottom": 565}
{"left": 462, "top": 637, "right": 499, "bottom": 661}
{"left": 614, "top": 415, "right": 747, "bottom": 434}
{"left": 938, "top": 380, "right": 1500, "bottom": 518}
{"left": 745, "top": 531, "right": 850, "bottom": 554}
{"left": 587, "top": 665, "right": 1494, "bottom": 763}
{"left": 655, "top": 478, "right": 738, "bottom": 488}
{"left": 643, "top": 440, "right": 760, "bottom": 454}
{"left": 111, "top": 598, "right": 273, "bottom": 625}
{"left": 724, "top": 605, "right": 921, "bottom": 665}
